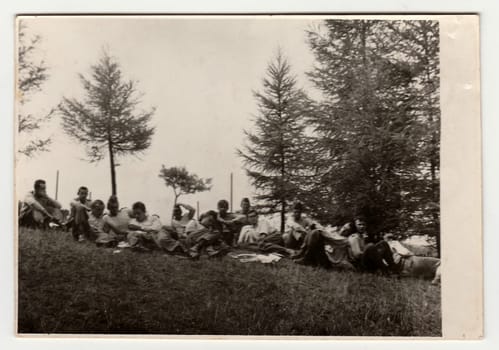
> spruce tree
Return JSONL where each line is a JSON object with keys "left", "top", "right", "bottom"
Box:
{"left": 238, "top": 50, "right": 310, "bottom": 232}
{"left": 306, "top": 20, "right": 433, "bottom": 233}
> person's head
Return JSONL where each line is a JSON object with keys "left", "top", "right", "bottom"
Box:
{"left": 172, "top": 204, "right": 182, "bottom": 220}
{"left": 90, "top": 200, "right": 105, "bottom": 218}
{"left": 247, "top": 209, "right": 259, "bottom": 226}
{"left": 132, "top": 201, "right": 147, "bottom": 222}
{"left": 354, "top": 217, "right": 367, "bottom": 234}
{"left": 339, "top": 222, "right": 356, "bottom": 237}
{"left": 33, "top": 179, "right": 47, "bottom": 197}
{"left": 77, "top": 186, "right": 89, "bottom": 202}
{"left": 107, "top": 195, "right": 120, "bottom": 216}
{"left": 217, "top": 199, "right": 229, "bottom": 216}
{"left": 292, "top": 202, "right": 304, "bottom": 221}
{"left": 200, "top": 210, "right": 218, "bottom": 228}
{"left": 240, "top": 198, "right": 251, "bottom": 213}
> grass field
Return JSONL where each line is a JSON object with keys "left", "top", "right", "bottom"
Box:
{"left": 17, "top": 227, "right": 441, "bottom": 336}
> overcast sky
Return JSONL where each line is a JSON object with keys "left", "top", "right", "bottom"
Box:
{"left": 16, "top": 16, "right": 319, "bottom": 219}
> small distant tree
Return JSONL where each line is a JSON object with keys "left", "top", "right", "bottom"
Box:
{"left": 59, "top": 49, "right": 155, "bottom": 196}
{"left": 17, "top": 22, "right": 54, "bottom": 157}
{"left": 158, "top": 165, "right": 212, "bottom": 206}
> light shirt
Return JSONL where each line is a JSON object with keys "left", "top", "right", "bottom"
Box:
{"left": 284, "top": 214, "right": 322, "bottom": 240}
{"left": 238, "top": 217, "right": 277, "bottom": 244}
{"left": 347, "top": 233, "right": 366, "bottom": 260}
{"left": 88, "top": 212, "right": 105, "bottom": 234}
{"left": 129, "top": 214, "right": 162, "bottom": 232}
{"left": 20, "top": 191, "right": 60, "bottom": 216}
{"left": 171, "top": 213, "right": 192, "bottom": 236}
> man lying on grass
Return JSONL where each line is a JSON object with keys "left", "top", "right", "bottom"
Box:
{"left": 292, "top": 216, "right": 397, "bottom": 273}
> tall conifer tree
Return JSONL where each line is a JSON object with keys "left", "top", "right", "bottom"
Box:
{"left": 238, "top": 51, "right": 310, "bottom": 232}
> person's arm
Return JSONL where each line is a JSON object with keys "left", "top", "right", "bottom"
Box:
{"left": 104, "top": 216, "right": 127, "bottom": 235}
{"left": 70, "top": 199, "right": 90, "bottom": 211}
{"left": 47, "top": 197, "right": 62, "bottom": 209}
{"left": 128, "top": 221, "right": 142, "bottom": 231}
{"left": 142, "top": 216, "right": 162, "bottom": 233}
{"left": 24, "top": 193, "right": 52, "bottom": 217}
{"left": 178, "top": 203, "right": 195, "bottom": 220}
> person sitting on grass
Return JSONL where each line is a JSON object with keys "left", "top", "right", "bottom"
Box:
{"left": 233, "top": 197, "right": 251, "bottom": 226}
{"left": 283, "top": 202, "right": 322, "bottom": 250}
{"left": 237, "top": 209, "right": 294, "bottom": 256}
{"left": 71, "top": 198, "right": 106, "bottom": 243}
{"left": 19, "top": 179, "right": 63, "bottom": 229}
{"left": 95, "top": 196, "right": 132, "bottom": 247}
{"left": 153, "top": 210, "right": 229, "bottom": 258}
{"left": 166, "top": 203, "right": 196, "bottom": 238}
{"left": 126, "top": 201, "right": 163, "bottom": 251}
{"left": 238, "top": 209, "right": 276, "bottom": 244}
{"left": 216, "top": 199, "right": 240, "bottom": 245}
{"left": 68, "top": 186, "right": 92, "bottom": 241}
{"left": 87, "top": 200, "right": 106, "bottom": 242}
{"left": 347, "top": 217, "right": 397, "bottom": 273}
{"left": 183, "top": 210, "right": 229, "bottom": 259}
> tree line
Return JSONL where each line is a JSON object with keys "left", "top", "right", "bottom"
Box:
{"left": 17, "top": 19, "right": 440, "bottom": 249}
{"left": 238, "top": 20, "right": 440, "bottom": 249}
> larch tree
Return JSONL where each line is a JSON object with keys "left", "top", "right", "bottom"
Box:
{"left": 17, "top": 22, "right": 54, "bottom": 157}
{"left": 238, "top": 50, "right": 311, "bottom": 233}
{"left": 59, "top": 49, "right": 155, "bottom": 196}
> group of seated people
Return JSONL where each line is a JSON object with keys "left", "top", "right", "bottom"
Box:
{"left": 18, "top": 179, "right": 441, "bottom": 282}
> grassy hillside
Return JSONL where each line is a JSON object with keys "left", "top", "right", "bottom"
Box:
{"left": 17, "top": 228, "right": 441, "bottom": 336}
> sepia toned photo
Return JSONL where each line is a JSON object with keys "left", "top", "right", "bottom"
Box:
{"left": 14, "top": 15, "right": 479, "bottom": 338}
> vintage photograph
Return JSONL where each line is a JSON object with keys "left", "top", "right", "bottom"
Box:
{"left": 16, "top": 15, "right": 442, "bottom": 336}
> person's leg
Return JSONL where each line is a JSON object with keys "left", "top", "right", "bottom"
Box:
{"left": 155, "top": 228, "right": 186, "bottom": 254}
{"left": 294, "top": 230, "right": 331, "bottom": 268}
{"left": 283, "top": 232, "right": 304, "bottom": 250}
{"left": 221, "top": 230, "right": 235, "bottom": 246}
{"left": 72, "top": 206, "right": 89, "bottom": 241}
{"left": 362, "top": 240, "right": 397, "bottom": 273}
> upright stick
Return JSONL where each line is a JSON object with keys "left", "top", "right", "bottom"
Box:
{"left": 55, "top": 170, "right": 59, "bottom": 200}
{"left": 230, "top": 172, "right": 233, "bottom": 212}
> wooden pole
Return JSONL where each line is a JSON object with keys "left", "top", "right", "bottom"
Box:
{"left": 230, "top": 172, "right": 233, "bottom": 212}
{"left": 196, "top": 201, "right": 200, "bottom": 220}
{"left": 55, "top": 170, "right": 59, "bottom": 200}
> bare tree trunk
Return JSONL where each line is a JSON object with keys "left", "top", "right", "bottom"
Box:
{"left": 280, "top": 201, "right": 286, "bottom": 234}
{"left": 108, "top": 140, "right": 117, "bottom": 196}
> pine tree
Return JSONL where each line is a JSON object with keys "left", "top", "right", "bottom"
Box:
{"left": 238, "top": 50, "right": 310, "bottom": 232}
{"left": 59, "top": 49, "right": 156, "bottom": 196}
